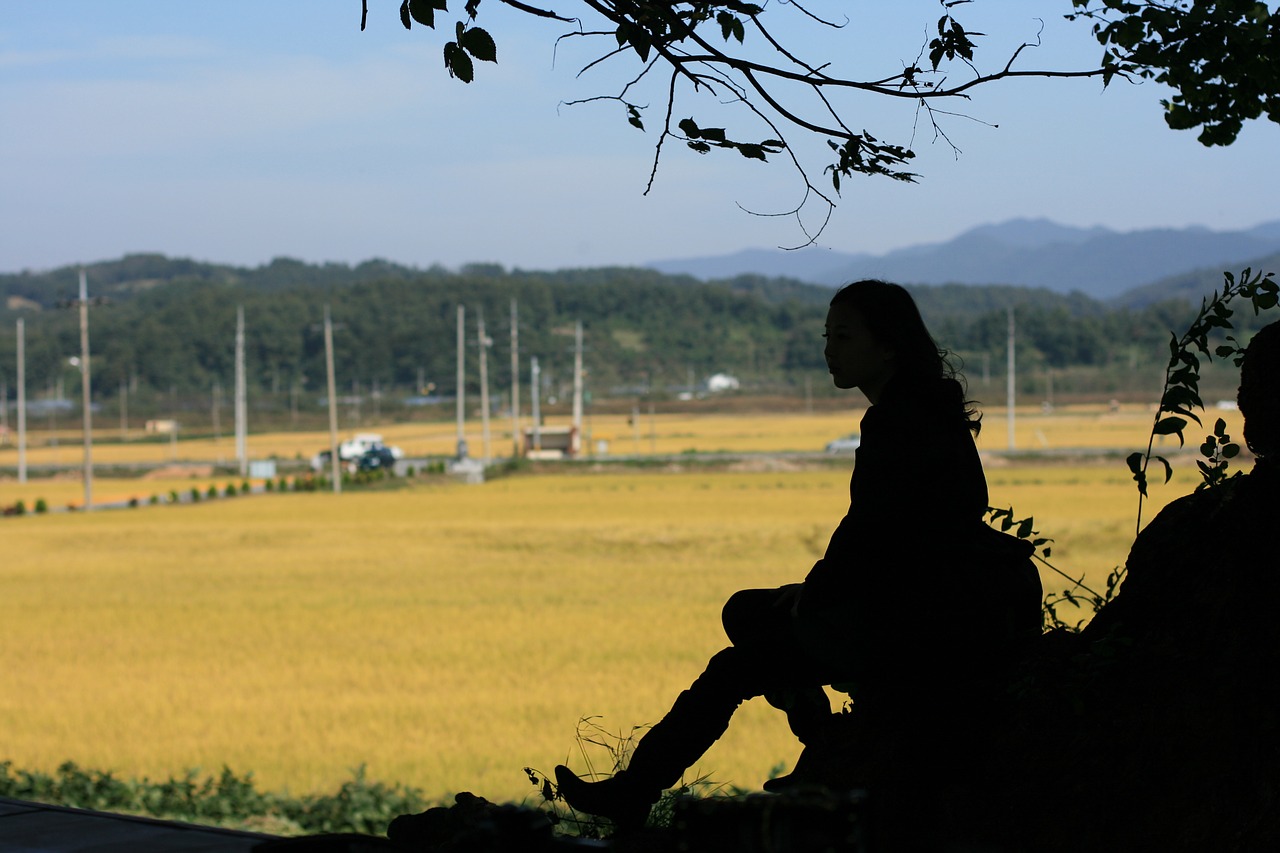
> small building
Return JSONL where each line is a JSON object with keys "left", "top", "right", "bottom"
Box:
{"left": 523, "top": 425, "right": 579, "bottom": 460}
{"left": 707, "top": 373, "right": 740, "bottom": 393}
{"left": 145, "top": 419, "right": 178, "bottom": 434}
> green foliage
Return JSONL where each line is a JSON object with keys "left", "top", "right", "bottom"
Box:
{"left": 992, "top": 266, "right": 1278, "bottom": 630}
{"left": 240, "top": 481, "right": 251, "bottom": 494}
{"left": 190, "top": 487, "right": 202, "bottom": 503}
{"left": 1067, "top": 0, "right": 1280, "bottom": 146}
{"left": 0, "top": 760, "right": 427, "bottom": 836}
{"left": 13, "top": 499, "right": 25, "bottom": 516}
{"left": 207, "top": 484, "right": 219, "bottom": 499}
{"left": 2, "top": 254, "right": 1241, "bottom": 404}
{"left": 34, "top": 497, "right": 47, "bottom": 514}
{"left": 223, "top": 483, "right": 237, "bottom": 498}
{"left": 1129, "top": 267, "right": 1277, "bottom": 531}
{"left": 677, "top": 117, "right": 785, "bottom": 163}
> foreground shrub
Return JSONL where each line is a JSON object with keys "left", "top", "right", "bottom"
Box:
{"left": 0, "top": 761, "right": 428, "bottom": 836}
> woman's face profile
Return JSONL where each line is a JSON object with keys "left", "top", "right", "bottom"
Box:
{"left": 824, "top": 302, "right": 894, "bottom": 398}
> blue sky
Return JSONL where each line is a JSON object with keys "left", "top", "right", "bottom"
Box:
{"left": 3, "top": 1, "right": 1278, "bottom": 274}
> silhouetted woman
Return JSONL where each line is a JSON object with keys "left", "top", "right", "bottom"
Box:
{"left": 555, "top": 280, "right": 1036, "bottom": 830}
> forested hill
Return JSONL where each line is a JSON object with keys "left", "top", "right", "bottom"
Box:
{"left": 0, "top": 255, "right": 1255, "bottom": 402}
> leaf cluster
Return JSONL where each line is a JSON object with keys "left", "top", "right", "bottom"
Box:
{"left": 1128, "top": 267, "right": 1277, "bottom": 525}
{"left": 677, "top": 116, "right": 783, "bottom": 161}
{"left": 395, "top": 0, "right": 497, "bottom": 82}
{"left": 1067, "top": 0, "right": 1280, "bottom": 145}
{"left": 986, "top": 266, "right": 1276, "bottom": 632}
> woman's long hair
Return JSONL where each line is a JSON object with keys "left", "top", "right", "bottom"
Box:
{"left": 830, "top": 279, "right": 982, "bottom": 435}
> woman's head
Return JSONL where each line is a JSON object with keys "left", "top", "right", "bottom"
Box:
{"left": 1239, "top": 320, "right": 1280, "bottom": 459}
{"left": 826, "top": 279, "right": 980, "bottom": 433}
{"left": 828, "top": 280, "right": 949, "bottom": 383}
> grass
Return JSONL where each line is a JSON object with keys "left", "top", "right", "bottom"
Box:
{"left": 0, "top": 443, "right": 1218, "bottom": 807}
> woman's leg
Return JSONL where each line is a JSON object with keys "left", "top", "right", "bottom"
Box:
{"left": 557, "top": 587, "right": 834, "bottom": 826}
{"left": 722, "top": 586, "right": 833, "bottom": 744}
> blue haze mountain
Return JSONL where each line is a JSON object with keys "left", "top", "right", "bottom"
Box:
{"left": 647, "top": 218, "right": 1280, "bottom": 300}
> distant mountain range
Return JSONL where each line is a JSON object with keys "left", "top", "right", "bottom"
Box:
{"left": 647, "top": 218, "right": 1280, "bottom": 302}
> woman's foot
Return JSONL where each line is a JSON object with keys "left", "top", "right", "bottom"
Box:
{"left": 553, "top": 765, "right": 657, "bottom": 832}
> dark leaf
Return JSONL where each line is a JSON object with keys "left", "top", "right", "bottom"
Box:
{"left": 1223, "top": 443, "right": 1240, "bottom": 458}
{"left": 409, "top": 0, "right": 436, "bottom": 27}
{"left": 400, "top": 0, "right": 412, "bottom": 29}
{"left": 1126, "top": 451, "right": 1145, "bottom": 475}
{"left": 678, "top": 117, "right": 700, "bottom": 138}
{"left": 1153, "top": 455, "right": 1173, "bottom": 484}
{"left": 1153, "top": 416, "right": 1186, "bottom": 436}
{"left": 461, "top": 26, "right": 496, "bottom": 62}
{"left": 444, "top": 42, "right": 474, "bottom": 82}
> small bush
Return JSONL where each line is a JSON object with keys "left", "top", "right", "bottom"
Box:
{"left": 0, "top": 761, "right": 428, "bottom": 836}
{"left": 190, "top": 487, "right": 202, "bottom": 503}
{"left": 224, "top": 484, "right": 237, "bottom": 498}
{"left": 240, "top": 481, "right": 250, "bottom": 494}
{"left": 265, "top": 479, "right": 275, "bottom": 492}
{"left": 34, "top": 498, "right": 48, "bottom": 514}
{"left": 169, "top": 490, "right": 180, "bottom": 504}
{"left": 13, "top": 500, "right": 26, "bottom": 516}
{"left": 128, "top": 497, "right": 139, "bottom": 509}
{"left": 150, "top": 494, "right": 160, "bottom": 505}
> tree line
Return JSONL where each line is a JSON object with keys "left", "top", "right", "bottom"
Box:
{"left": 0, "top": 254, "right": 1261, "bottom": 412}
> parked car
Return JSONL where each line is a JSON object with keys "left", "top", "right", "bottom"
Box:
{"left": 311, "top": 433, "right": 403, "bottom": 473}
{"left": 824, "top": 433, "right": 861, "bottom": 454}
{"left": 356, "top": 446, "right": 397, "bottom": 472}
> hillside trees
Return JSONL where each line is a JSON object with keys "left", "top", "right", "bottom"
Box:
{"left": 0, "top": 257, "right": 1232, "bottom": 409}
{"left": 373, "top": 1, "right": 1280, "bottom": 239}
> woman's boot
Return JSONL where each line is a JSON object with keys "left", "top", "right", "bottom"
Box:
{"left": 553, "top": 765, "right": 659, "bottom": 832}
{"left": 555, "top": 649, "right": 748, "bottom": 830}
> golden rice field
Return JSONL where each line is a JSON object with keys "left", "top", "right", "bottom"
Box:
{"left": 0, "top": 403, "right": 1248, "bottom": 806}
{"left": 0, "top": 401, "right": 1243, "bottom": 474}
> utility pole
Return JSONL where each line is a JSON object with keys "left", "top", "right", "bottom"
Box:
{"left": 572, "top": 320, "right": 584, "bottom": 457}
{"left": 456, "top": 305, "right": 467, "bottom": 459}
{"left": 76, "top": 269, "right": 94, "bottom": 511}
{"left": 119, "top": 380, "right": 128, "bottom": 440}
{"left": 235, "top": 304, "right": 248, "bottom": 477}
{"left": 324, "top": 305, "right": 341, "bottom": 494}
{"left": 1007, "top": 306, "right": 1016, "bottom": 452}
{"left": 212, "top": 380, "right": 222, "bottom": 445}
{"left": 477, "top": 311, "right": 492, "bottom": 465}
{"left": 16, "top": 318, "right": 26, "bottom": 484}
{"left": 510, "top": 299, "right": 520, "bottom": 457}
{"left": 530, "top": 356, "right": 541, "bottom": 453}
